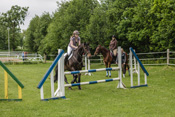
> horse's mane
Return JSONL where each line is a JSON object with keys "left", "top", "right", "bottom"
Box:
{"left": 98, "top": 45, "right": 109, "bottom": 52}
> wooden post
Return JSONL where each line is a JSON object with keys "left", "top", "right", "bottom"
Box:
{"left": 167, "top": 49, "right": 169, "bottom": 65}
{"left": 44, "top": 54, "right": 47, "bottom": 63}
{"left": 4, "top": 71, "right": 8, "bottom": 99}
{"left": 18, "top": 85, "right": 22, "bottom": 99}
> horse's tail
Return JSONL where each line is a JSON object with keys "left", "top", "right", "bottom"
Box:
{"left": 54, "top": 64, "right": 58, "bottom": 82}
{"left": 64, "top": 55, "right": 69, "bottom": 65}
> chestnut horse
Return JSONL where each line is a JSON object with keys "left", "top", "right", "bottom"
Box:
{"left": 94, "top": 45, "right": 130, "bottom": 77}
{"left": 54, "top": 43, "right": 91, "bottom": 90}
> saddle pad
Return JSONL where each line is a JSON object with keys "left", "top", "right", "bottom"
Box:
{"left": 68, "top": 53, "right": 73, "bottom": 60}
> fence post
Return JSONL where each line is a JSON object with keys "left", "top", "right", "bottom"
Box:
{"left": 167, "top": 49, "right": 169, "bottom": 65}
{"left": 130, "top": 49, "right": 133, "bottom": 87}
{"left": 44, "top": 54, "right": 47, "bottom": 63}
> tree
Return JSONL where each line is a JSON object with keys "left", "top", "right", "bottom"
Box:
{"left": 0, "top": 5, "right": 28, "bottom": 50}
{"left": 0, "top": 21, "right": 7, "bottom": 50}
{"left": 39, "top": 0, "right": 98, "bottom": 55}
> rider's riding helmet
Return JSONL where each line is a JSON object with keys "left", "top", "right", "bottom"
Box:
{"left": 73, "top": 30, "right": 79, "bottom": 35}
{"left": 112, "top": 35, "right": 116, "bottom": 39}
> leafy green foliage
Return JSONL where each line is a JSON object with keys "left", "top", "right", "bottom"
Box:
{"left": 25, "top": 13, "right": 51, "bottom": 52}
{"left": 0, "top": 5, "right": 28, "bottom": 50}
{"left": 24, "top": 0, "right": 175, "bottom": 54}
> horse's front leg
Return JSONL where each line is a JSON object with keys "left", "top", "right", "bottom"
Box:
{"left": 105, "top": 62, "right": 108, "bottom": 77}
{"left": 78, "top": 73, "right": 81, "bottom": 90}
{"left": 71, "top": 74, "right": 77, "bottom": 84}
{"left": 122, "top": 64, "right": 126, "bottom": 78}
{"left": 108, "top": 62, "right": 111, "bottom": 77}
{"left": 64, "top": 75, "right": 72, "bottom": 90}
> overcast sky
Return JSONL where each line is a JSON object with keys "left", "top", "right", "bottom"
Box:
{"left": 0, "top": 0, "right": 63, "bottom": 30}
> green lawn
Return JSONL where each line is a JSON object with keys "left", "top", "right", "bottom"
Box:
{"left": 0, "top": 63, "right": 175, "bottom": 117}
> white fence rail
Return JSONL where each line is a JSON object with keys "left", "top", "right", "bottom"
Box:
{"left": 83, "top": 49, "right": 175, "bottom": 66}
{"left": 0, "top": 51, "right": 43, "bottom": 63}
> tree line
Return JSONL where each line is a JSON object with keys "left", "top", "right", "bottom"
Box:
{"left": 1, "top": 0, "right": 175, "bottom": 55}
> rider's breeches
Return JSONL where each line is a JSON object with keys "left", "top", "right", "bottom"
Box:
{"left": 67, "top": 46, "right": 72, "bottom": 56}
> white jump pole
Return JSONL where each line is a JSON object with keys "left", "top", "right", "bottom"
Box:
{"left": 137, "top": 62, "right": 140, "bottom": 86}
{"left": 85, "top": 55, "right": 92, "bottom": 76}
{"left": 51, "top": 70, "right": 54, "bottom": 98}
{"left": 130, "top": 49, "right": 133, "bottom": 87}
{"left": 144, "top": 73, "right": 147, "bottom": 85}
{"left": 40, "top": 86, "right": 44, "bottom": 100}
{"left": 56, "top": 49, "right": 65, "bottom": 97}
{"left": 85, "top": 55, "right": 87, "bottom": 71}
{"left": 88, "top": 58, "right": 92, "bottom": 76}
{"left": 117, "top": 46, "right": 125, "bottom": 88}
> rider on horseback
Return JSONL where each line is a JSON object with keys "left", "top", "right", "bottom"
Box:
{"left": 109, "top": 35, "right": 118, "bottom": 64}
{"left": 65, "top": 30, "right": 84, "bottom": 67}
{"left": 67, "top": 30, "right": 81, "bottom": 57}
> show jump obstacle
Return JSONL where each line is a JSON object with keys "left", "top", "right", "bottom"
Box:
{"left": 0, "top": 61, "right": 24, "bottom": 101}
{"left": 129, "top": 47, "right": 149, "bottom": 88}
{"left": 37, "top": 46, "right": 125, "bottom": 101}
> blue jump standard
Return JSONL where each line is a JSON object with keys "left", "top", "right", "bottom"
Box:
{"left": 37, "top": 50, "right": 64, "bottom": 89}
{"left": 131, "top": 84, "right": 148, "bottom": 88}
{"left": 130, "top": 47, "right": 149, "bottom": 76}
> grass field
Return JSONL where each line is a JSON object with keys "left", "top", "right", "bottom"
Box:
{"left": 0, "top": 63, "right": 175, "bottom": 117}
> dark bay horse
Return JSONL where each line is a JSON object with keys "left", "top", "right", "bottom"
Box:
{"left": 94, "top": 45, "right": 130, "bottom": 77}
{"left": 54, "top": 43, "right": 91, "bottom": 90}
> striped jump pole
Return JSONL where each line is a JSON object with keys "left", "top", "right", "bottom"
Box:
{"left": 64, "top": 78, "right": 120, "bottom": 87}
{"left": 64, "top": 67, "right": 119, "bottom": 75}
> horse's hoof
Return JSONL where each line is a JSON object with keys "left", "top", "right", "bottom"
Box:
{"left": 109, "top": 75, "right": 111, "bottom": 77}
{"left": 106, "top": 75, "right": 108, "bottom": 77}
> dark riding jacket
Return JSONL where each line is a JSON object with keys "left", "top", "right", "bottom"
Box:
{"left": 109, "top": 39, "right": 117, "bottom": 50}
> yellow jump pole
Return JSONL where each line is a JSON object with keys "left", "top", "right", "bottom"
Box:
{"left": 18, "top": 85, "right": 22, "bottom": 99}
{"left": 4, "top": 71, "right": 8, "bottom": 99}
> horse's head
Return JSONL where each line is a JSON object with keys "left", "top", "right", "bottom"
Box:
{"left": 81, "top": 43, "right": 91, "bottom": 58}
{"left": 94, "top": 45, "right": 101, "bottom": 56}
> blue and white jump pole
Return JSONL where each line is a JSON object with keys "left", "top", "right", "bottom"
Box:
{"left": 129, "top": 47, "right": 149, "bottom": 88}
